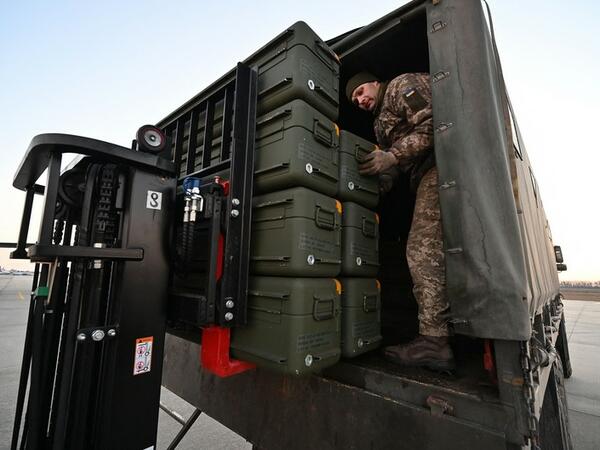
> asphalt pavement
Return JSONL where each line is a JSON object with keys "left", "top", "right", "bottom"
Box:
{"left": 563, "top": 299, "right": 600, "bottom": 450}
{"left": 0, "top": 275, "right": 249, "bottom": 450}
{"left": 1, "top": 274, "right": 598, "bottom": 449}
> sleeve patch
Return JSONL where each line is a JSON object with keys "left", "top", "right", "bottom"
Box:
{"left": 402, "top": 87, "right": 428, "bottom": 113}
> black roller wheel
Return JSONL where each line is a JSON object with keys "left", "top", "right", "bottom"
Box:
{"left": 555, "top": 313, "right": 573, "bottom": 379}
{"left": 539, "top": 356, "right": 573, "bottom": 450}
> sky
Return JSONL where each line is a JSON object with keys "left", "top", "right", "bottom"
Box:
{"left": 0, "top": 0, "right": 598, "bottom": 280}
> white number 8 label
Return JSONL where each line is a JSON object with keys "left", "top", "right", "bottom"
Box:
{"left": 146, "top": 191, "right": 162, "bottom": 210}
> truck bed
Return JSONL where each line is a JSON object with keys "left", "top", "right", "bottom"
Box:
{"left": 162, "top": 333, "right": 513, "bottom": 450}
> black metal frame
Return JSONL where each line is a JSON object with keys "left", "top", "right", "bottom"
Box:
{"left": 165, "top": 62, "right": 258, "bottom": 328}
{"left": 218, "top": 64, "right": 257, "bottom": 326}
{"left": 10, "top": 134, "right": 176, "bottom": 450}
{"left": 159, "top": 402, "right": 203, "bottom": 450}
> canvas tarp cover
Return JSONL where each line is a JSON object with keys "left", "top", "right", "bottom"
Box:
{"left": 426, "top": 0, "right": 531, "bottom": 340}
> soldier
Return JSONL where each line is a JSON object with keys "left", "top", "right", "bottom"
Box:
{"left": 346, "top": 72, "right": 454, "bottom": 371}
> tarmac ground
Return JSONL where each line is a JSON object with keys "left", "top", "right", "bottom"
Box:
{"left": 1, "top": 274, "right": 598, "bottom": 449}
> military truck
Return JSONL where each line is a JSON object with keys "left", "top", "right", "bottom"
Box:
{"left": 159, "top": 0, "right": 573, "bottom": 448}
{"left": 8, "top": 0, "right": 572, "bottom": 449}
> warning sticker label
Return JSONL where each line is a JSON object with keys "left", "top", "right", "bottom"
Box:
{"left": 133, "top": 336, "right": 153, "bottom": 376}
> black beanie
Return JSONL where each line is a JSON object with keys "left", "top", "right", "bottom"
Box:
{"left": 345, "top": 72, "right": 379, "bottom": 102}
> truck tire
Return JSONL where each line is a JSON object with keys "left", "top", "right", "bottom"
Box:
{"left": 539, "top": 356, "right": 573, "bottom": 450}
{"left": 555, "top": 313, "right": 572, "bottom": 379}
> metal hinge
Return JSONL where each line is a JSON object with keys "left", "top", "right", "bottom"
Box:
{"left": 435, "top": 122, "right": 454, "bottom": 133}
{"left": 431, "top": 21, "right": 447, "bottom": 33}
{"left": 432, "top": 71, "right": 450, "bottom": 83}
{"left": 440, "top": 180, "right": 457, "bottom": 190}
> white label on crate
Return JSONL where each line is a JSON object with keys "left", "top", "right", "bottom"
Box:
{"left": 146, "top": 191, "right": 162, "bottom": 210}
{"left": 133, "top": 336, "right": 153, "bottom": 375}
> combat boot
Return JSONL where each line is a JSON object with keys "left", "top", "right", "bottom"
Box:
{"left": 383, "top": 335, "right": 455, "bottom": 372}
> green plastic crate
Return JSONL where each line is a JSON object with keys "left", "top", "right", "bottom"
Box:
{"left": 251, "top": 187, "right": 342, "bottom": 277}
{"left": 340, "top": 278, "right": 382, "bottom": 357}
{"left": 254, "top": 21, "right": 340, "bottom": 120}
{"left": 231, "top": 276, "right": 341, "bottom": 375}
{"left": 254, "top": 99, "right": 339, "bottom": 196}
{"left": 341, "top": 202, "right": 380, "bottom": 277}
{"left": 337, "top": 131, "right": 379, "bottom": 208}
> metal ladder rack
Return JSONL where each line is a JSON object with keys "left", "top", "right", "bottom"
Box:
{"left": 162, "top": 63, "right": 255, "bottom": 182}
{"left": 164, "top": 62, "right": 258, "bottom": 329}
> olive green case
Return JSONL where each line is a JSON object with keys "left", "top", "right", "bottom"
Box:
{"left": 340, "top": 278, "right": 382, "bottom": 357}
{"left": 341, "top": 202, "right": 380, "bottom": 277}
{"left": 251, "top": 187, "right": 342, "bottom": 277}
{"left": 166, "top": 21, "right": 339, "bottom": 179}
{"left": 337, "top": 131, "right": 379, "bottom": 208}
{"left": 230, "top": 277, "right": 341, "bottom": 375}
{"left": 254, "top": 99, "right": 339, "bottom": 196}
{"left": 253, "top": 21, "right": 340, "bottom": 120}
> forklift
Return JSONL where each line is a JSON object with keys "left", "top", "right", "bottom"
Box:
{"left": 8, "top": 64, "right": 258, "bottom": 450}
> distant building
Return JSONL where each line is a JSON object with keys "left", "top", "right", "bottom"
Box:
{"left": 560, "top": 280, "right": 600, "bottom": 288}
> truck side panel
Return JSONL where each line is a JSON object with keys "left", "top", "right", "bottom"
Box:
{"left": 427, "top": 0, "right": 531, "bottom": 339}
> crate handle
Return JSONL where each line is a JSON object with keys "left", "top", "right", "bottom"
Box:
{"left": 313, "top": 297, "right": 335, "bottom": 321}
{"left": 314, "top": 205, "right": 337, "bottom": 230}
{"left": 254, "top": 162, "right": 290, "bottom": 176}
{"left": 252, "top": 214, "right": 285, "bottom": 223}
{"left": 311, "top": 256, "right": 342, "bottom": 265}
{"left": 363, "top": 294, "right": 378, "bottom": 313}
{"left": 253, "top": 197, "right": 293, "bottom": 209}
{"left": 357, "top": 259, "right": 380, "bottom": 268}
{"left": 354, "top": 143, "right": 374, "bottom": 162}
{"left": 250, "top": 256, "right": 291, "bottom": 262}
{"left": 248, "top": 304, "right": 282, "bottom": 315}
{"left": 313, "top": 119, "right": 335, "bottom": 147}
{"left": 314, "top": 40, "right": 339, "bottom": 69}
{"left": 256, "top": 108, "right": 292, "bottom": 127}
{"left": 248, "top": 289, "right": 290, "bottom": 300}
{"left": 349, "top": 183, "right": 379, "bottom": 196}
{"left": 313, "top": 84, "right": 338, "bottom": 107}
{"left": 311, "top": 166, "right": 338, "bottom": 183}
{"left": 253, "top": 197, "right": 293, "bottom": 222}
{"left": 361, "top": 217, "right": 377, "bottom": 237}
{"left": 258, "top": 77, "right": 292, "bottom": 98}
{"left": 252, "top": 198, "right": 294, "bottom": 223}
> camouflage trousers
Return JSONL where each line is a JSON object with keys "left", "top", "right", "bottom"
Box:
{"left": 406, "top": 166, "right": 449, "bottom": 337}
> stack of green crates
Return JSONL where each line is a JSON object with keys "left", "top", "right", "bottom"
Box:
{"left": 230, "top": 21, "right": 343, "bottom": 376}
{"left": 336, "top": 131, "right": 382, "bottom": 357}
{"left": 230, "top": 22, "right": 382, "bottom": 373}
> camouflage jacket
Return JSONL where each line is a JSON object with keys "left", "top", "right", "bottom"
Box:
{"left": 373, "top": 73, "right": 433, "bottom": 175}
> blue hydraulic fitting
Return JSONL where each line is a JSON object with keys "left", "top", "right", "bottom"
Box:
{"left": 183, "top": 177, "right": 203, "bottom": 223}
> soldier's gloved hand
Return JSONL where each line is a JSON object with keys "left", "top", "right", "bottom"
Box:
{"left": 358, "top": 149, "right": 397, "bottom": 176}
{"left": 379, "top": 166, "right": 401, "bottom": 194}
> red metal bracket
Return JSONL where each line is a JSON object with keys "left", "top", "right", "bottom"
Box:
{"left": 200, "top": 326, "right": 255, "bottom": 377}
{"left": 200, "top": 177, "right": 252, "bottom": 377}
{"left": 214, "top": 177, "right": 230, "bottom": 196}
{"left": 483, "top": 339, "right": 498, "bottom": 385}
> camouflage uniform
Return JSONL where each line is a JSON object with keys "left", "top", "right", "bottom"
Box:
{"left": 373, "top": 73, "right": 449, "bottom": 337}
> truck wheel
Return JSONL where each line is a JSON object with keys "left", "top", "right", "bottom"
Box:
{"left": 555, "top": 313, "right": 573, "bottom": 379}
{"left": 539, "top": 356, "right": 573, "bottom": 450}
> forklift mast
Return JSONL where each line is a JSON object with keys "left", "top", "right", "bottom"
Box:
{"left": 9, "top": 62, "right": 258, "bottom": 450}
